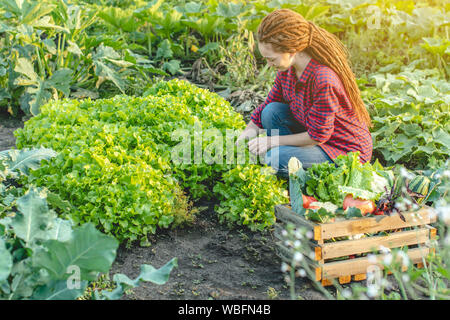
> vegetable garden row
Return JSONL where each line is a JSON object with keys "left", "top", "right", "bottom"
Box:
{"left": 0, "top": 0, "right": 449, "bottom": 300}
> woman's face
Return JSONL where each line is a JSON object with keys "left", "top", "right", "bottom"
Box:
{"left": 258, "top": 42, "right": 295, "bottom": 71}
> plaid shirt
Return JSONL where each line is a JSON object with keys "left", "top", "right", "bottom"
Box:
{"left": 250, "top": 58, "right": 373, "bottom": 163}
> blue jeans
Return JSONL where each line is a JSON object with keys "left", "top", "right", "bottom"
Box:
{"left": 261, "top": 102, "right": 333, "bottom": 178}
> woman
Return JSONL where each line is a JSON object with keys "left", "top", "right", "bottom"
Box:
{"left": 236, "top": 9, "right": 373, "bottom": 178}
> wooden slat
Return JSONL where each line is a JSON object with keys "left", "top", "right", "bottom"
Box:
{"left": 275, "top": 241, "right": 319, "bottom": 271}
{"left": 353, "top": 273, "right": 366, "bottom": 281}
{"left": 321, "top": 279, "right": 333, "bottom": 286}
{"left": 339, "top": 275, "right": 352, "bottom": 284}
{"left": 315, "top": 246, "right": 322, "bottom": 261}
{"left": 315, "top": 267, "right": 321, "bottom": 281}
{"left": 318, "top": 207, "right": 436, "bottom": 240}
{"left": 274, "top": 204, "right": 317, "bottom": 230}
{"left": 320, "top": 227, "right": 434, "bottom": 260}
{"left": 273, "top": 225, "right": 318, "bottom": 251}
{"left": 321, "top": 247, "right": 430, "bottom": 279}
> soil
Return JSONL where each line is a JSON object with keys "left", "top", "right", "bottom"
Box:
{"left": 0, "top": 110, "right": 24, "bottom": 152}
{"left": 109, "top": 202, "right": 329, "bottom": 300}
{"left": 0, "top": 109, "right": 330, "bottom": 301}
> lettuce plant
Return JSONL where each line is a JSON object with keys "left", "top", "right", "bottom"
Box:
{"left": 15, "top": 79, "right": 285, "bottom": 243}
{"left": 213, "top": 165, "right": 289, "bottom": 231}
{"left": 0, "top": 147, "right": 177, "bottom": 300}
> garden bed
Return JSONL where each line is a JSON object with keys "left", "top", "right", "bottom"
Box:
{"left": 0, "top": 113, "right": 327, "bottom": 300}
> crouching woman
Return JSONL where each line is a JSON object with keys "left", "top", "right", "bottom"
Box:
{"left": 236, "top": 9, "right": 373, "bottom": 178}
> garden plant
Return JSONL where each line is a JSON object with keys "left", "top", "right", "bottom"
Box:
{"left": 0, "top": 0, "right": 448, "bottom": 301}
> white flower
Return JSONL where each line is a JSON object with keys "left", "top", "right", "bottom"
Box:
{"left": 294, "top": 240, "right": 301, "bottom": 248}
{"left": 294, "top": 230, "right": 303, "bottom": 239}
{"left": 297, "top": 269, "right": 306, "bottom": 277}
{"left": 350, "top": 233, "right": 364, "bottom": 240}
{"left": 281, "top": 262, "right": 289, "bottom": 273}
{"left": 368, "top": 254, "right": 377, "bottom": 264}
{"left": 294, "top": 252, "right": 303, "bottom": 262}
{"left": 379, "top": 245, "right": 391, "bottom": 254}
{"left": 383, "top": 253, "right": 393, "bottom": 266}
{"left": 397, "top": 251, "right": 410, "bottom": 268}
{"left": 306, "top": 231, "right": 313, "bottom": 239}
{"left": 402, "top": 274, "right": 410, "bottom": 282}
{"left": 367, "top": 285, "right": 379, "bottom": 298}
{"left": 281, "top": 229, "right": 288, "bottom": 237}
{"left": 437, "top": 205, "right": 450, "bottom": 225}
{"left": 341, "top": 289, "right": 352, "bottom": 299}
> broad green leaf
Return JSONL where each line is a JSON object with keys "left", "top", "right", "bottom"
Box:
{"left": 46, "top": 68, "right": 72, "bottom": 97}
{"left": 31, "top": 280, "right": 88, "bottom": 300}
{"left": 288, "top": 158, "right": 307, "bottom": 214}
{"left": 184, "top": 2, "right": 203, "bottom": 14}
{"left": 216, "top": 2, "right": 243, "bottom": 18}
{"left": 0, "top": 238, "right": 12, "bottom": 282}
{"left": 156, "top": 39, "right": 173, "bottom": 60}
{"left": 43, "top": 39, "right": 57, "bottom": 55}
{"left": 27, "top": 78, "right": 51, "bottom": 115}
{"left": 21, "top": 1, "right": 55, "bottom": 25}
{"left": 338, "top": 186, "right": 378, "bottom": 200}
{"left": 93, "top": 43, "right": 121, "bottom": 60}
{"left": 105, "top": 58, "right": 134, "bottom": 68}
{"left": 345, "top": 207, "right": 363, "bottom": 218}
{"left": 11, "top": 188, "right": 51, "bottom": 246}
{"left": 0, "top": 147, "right": 57, "bottom": 177}
{"left": 67, "top": 40, "right": 83, "bottom": 56}
{"left": 198, "top": 42, "right": 219, "bottom": 54}
{"left": 93, "top": 60, "right": 125, "bottom": 93}
{"left": 137, "top": 257, "right": 178, "bottom": 284}
{"left": 14, "top": 58, "right": 38, "bottom": 83}
{"left": 162, "top": 59, "right": 181, "bottom": 75}
{"left": 33, "top": 223, "right": 119, "bottom": 281}
{"left": 31, "top": 16, "right": 70, "bottom": 33}
{"left": 97, "top": 258, "right": 177, "bottom": 300}
{"left": 46, "top": 218, "right": 73, "bottom": 242}
{"left": 432, "top": 128, "right": 450, "bottom": 150}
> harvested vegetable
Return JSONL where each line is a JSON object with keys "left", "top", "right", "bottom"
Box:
{"left": 302, "top": 194, "right": 319, "bottom": 209}
{"left": 342, "top": 194, "right": 376, "bottom": 215}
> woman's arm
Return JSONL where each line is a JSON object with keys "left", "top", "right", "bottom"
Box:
{"left": 277, "top": 132, "right": 320, "bottom": 147}
{"left": 248, "top": 132, "right": 320, "bottom": 155}
{"left": 236, "top": 120, "right": 265, "bottom": 145}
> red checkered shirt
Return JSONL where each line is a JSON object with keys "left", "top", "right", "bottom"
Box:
{"left": 250, "top": 58, "right": 373, "bottom": 163}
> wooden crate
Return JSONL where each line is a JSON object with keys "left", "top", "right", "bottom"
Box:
{"left": 274, "top": 204, "right": 437, "bottom": 286}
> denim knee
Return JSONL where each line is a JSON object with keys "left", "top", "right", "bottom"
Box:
{"left": 260, "top": 102, "right": 289, "bottom": 131}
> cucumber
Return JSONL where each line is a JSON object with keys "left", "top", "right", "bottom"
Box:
{"left": 408, "top": 175, "right": 431, "bottom": 204}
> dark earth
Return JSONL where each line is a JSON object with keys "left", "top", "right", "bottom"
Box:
{"left": 0, "top": 109, "right": 329, "bottom": 300}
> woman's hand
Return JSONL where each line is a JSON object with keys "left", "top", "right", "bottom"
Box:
{"left": 248, "top": 136, "right": 278, "bottom": 156}
{"left": 236, "top": 121, "right": 262, "bottom": 146}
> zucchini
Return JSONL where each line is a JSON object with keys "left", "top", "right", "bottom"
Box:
{"left": 408, "top": 175, "right": 431, "bottom": 203}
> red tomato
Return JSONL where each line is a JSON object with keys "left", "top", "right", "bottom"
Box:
{"left": 373, "top": 209, "right": 385, "bottom": 216}
{"left": 302, "top": 194, "right": 319, "bottom": 209}
{"left": 343, "top": 194, "right": 376, "bottom": 216}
